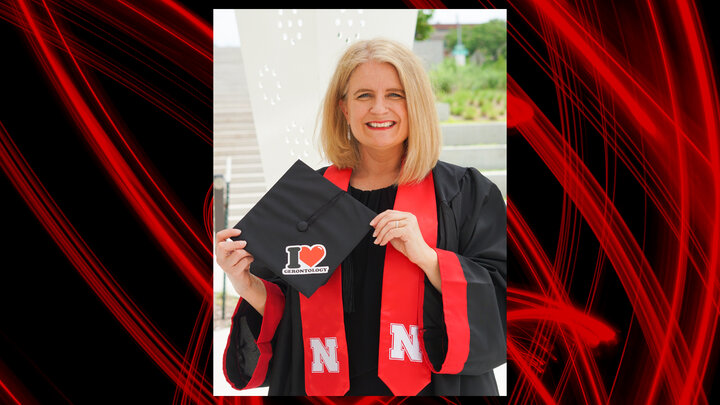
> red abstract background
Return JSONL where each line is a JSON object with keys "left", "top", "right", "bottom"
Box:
{"left": 0, "top": 1, "right": 718, "bottom": 404}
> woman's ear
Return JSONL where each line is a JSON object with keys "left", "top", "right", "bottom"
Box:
{"left": 338, "top": 98, "right": 348, "bottom": 120}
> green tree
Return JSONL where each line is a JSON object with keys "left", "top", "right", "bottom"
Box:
{"left": 415, "top": 10, "right": 435, "bottom": 41}
{"left": 445, "top": 19, "right": 507, "bottom": 62}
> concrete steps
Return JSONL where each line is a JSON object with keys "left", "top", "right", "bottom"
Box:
{"left": 214, "top": 147, "right": 261, "bottom": 158}
{"left": 441, "top": 122, "right": 506, "bottom": 145}
{"left": 214, "top": 46, "right": 266, "bottom": 226}
{"left": 440, "top": 144, "right": 506, "bottom": 171}
{"left": 439, "top": 122, "right": 507, "bottom": 198}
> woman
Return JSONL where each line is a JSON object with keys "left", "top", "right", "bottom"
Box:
{"left": 218, "top": 38, "right": 506, "bottom": 395}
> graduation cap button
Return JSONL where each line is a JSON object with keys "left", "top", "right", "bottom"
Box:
{"left": 297, "top": 221, "right": 309, "bottom": 232}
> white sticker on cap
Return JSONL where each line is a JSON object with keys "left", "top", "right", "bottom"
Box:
{"left": 283, "top": 244, "right": 330, "bottom": 275}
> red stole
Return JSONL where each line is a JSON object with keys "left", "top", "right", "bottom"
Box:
{"left": 298, "top": 166, "right": 435, "bottom": 395}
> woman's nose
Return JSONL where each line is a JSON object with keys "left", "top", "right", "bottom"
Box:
{"left": 369, "top": 97, "right": 389, "bottom": 113}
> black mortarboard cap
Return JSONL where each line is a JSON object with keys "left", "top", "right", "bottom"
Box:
{"left": 232, "top": 159, "right": 375, "bottom": 298}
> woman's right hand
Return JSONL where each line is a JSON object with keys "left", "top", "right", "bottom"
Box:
{"left": 215, "top": 228, "right": 255, "bottom": 293}
{"left": 216, "top": 228, "right": 268, "bottom": 315}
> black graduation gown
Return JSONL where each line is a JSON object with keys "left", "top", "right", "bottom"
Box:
{"left": 223, "top": 160, "right": 507, "bottom": 395}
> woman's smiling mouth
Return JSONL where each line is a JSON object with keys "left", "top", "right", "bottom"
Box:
{"left": 366, "top": 120, "right": 396, "bottom": 129}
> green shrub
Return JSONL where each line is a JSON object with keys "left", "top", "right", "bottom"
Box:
{"left": 450, "top": 102, "right": 464, "bottom": 116}
{"left": 429, "top": 57, "right": 507, "bottom": 122}
{"left": 462, "top": 105, "right": 477, "bottom": 120}
{"left": 481, "top": 102, "right": 499, "bottom": 120}
{"left": 429, "top": 58, "right": 457, "bottom": 95}
{"left": 452, "top": 89, "right": 473, "bottom": 105}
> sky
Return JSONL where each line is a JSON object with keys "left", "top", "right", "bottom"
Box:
{"left": 213, "top": 9, "right": 507, "bottom": 47}
{"left": 426, "top": 9, "right": 507, "bottom": 25}
{"left": 214, "top": 10, "right": 240, "bottom": 47}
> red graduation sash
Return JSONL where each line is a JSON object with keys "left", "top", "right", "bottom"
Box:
{"left": 299, "top": 166, "right": 434, "bottom": 395}
{"left": 377, "top": 172, "right": 435, "bottom": 394}
{"left": 298, "top": 166, "right": 351, "bottom": 396}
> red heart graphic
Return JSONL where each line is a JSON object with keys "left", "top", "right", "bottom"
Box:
{"left": 299, "top": 245, "right": 326, "bottom": 268}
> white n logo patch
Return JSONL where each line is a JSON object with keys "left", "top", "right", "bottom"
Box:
{"left": 309, "top": 337, "right": 340, "bottom": 373}
{"left": 389, "top": 324, "right": 423, "bottom": 362}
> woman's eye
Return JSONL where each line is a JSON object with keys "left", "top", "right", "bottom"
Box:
{"left": 388, "top": 93, "right": 405, "bottom": 98}
{"left": 357, "top": 93, "right": 371, "bottom": 99}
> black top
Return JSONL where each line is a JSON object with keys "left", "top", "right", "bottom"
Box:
{"left": 343, "top": 184, "right": 397, "bottom": 395}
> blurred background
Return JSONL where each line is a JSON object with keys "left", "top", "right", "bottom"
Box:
{"left": 416, "top": 10, "right": 507, "bottom": 123}
{"left": 213, "top": 9, "right": 506, "bottom": 396}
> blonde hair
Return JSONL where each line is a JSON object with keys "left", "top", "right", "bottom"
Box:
{"left": 319, "top": 38, "right": 441, "bottom": 184}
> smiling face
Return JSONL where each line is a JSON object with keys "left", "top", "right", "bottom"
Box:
{"left": 339, "top": 61, "right": 409, "bottom": 156}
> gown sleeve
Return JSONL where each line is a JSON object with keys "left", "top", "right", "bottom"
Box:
{"left": 422, "top": 167, "right": 507, "bottom": 375}
{"left": 223, "top": 277, "right": 286, "bottom": 390}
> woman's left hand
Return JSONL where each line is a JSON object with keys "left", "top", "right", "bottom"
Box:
{"left": 370, "top": 209, "right": 437, "bottom": 273}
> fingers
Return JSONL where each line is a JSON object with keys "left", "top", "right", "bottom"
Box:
{"left": 227, "top": 248, "right": 254, "bottom": 268}
{"left": 373, "top": 219, "right": 394, "bottom": 244}
{"left": 374, "top": 227, "right": 404, "bottom": 246}
{"left": 217, "top": 245, "right": 254, "bottom": 276}
{"left": 370, "top": 209, "right": 397, "bottom": 228}
{"left": 374, "top": 219, "right": 411, "bottom": 246}
{"left": 215, "top": 228, "right": 247, "bottom": 258}
{"left": 371, "top": 210, "right": 409, "bottom": 237}
{"left": 216, "top": 239, "right": 247, "bottom": 257}
{"left": 216, "top": 228, "right": 241, "bottom": 242}
{"left": 215, "top": 228, "right": 254, "bottom": 276}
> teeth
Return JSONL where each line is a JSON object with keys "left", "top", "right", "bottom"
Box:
{"left": 367, "top": 121, "right": 394, "bottom": 128}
